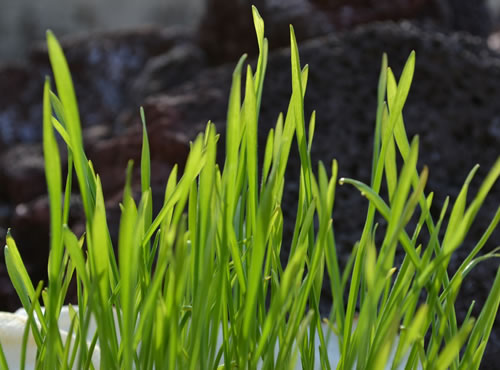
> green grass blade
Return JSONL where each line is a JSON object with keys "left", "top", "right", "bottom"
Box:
{"left": 46, "top": 31, "right": 94, "bottom": 222}
{"left": 372, "top": 53, "right": 388, "bottom": 182}
{"left": 0, "top": 336, "right": 9, "bottom": 370}
{"left": 140, "top": 107, "right": 151, "bottom": 194}
{"left": 434, "top": 319, "right": 475, "bottom": 370}
{"left": 118, "top": 161, "right": 139, "bottom": 370}
{"left": 43, "top": 78, "right": 63, "bottom": 284}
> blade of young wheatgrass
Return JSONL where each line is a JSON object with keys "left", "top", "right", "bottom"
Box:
{"left": 382, "top": 195, "right": 430, "bottom": 322}
{"left": 307, "top": 111, "right": 316, "bottom": 154}
{"left": 44, "top": 76, "right": 68, "bottom": 369}
{"left": 381, "top": 104, "right": 398, "bottom": 202}
{"left": 322, "top": 160, "right": 347, "bottom": 335}
{"left": 389, "top": 258, "right": 426, "bottom": 367}
{"left": 140, "top": 107, "right": 151, "bottom": 194}
{"left": 61, "top": 306, "right": 78, "bottom": 368}
{"left": 371, "top": 53, "right": 388, "bottom": 184}
{"left": 194, "top": 123, "right": 217, "bottom": 296}
{"left": 302, "top": 164, "right": 334, "bottom": 368}
{"left": 251, "top": 6, "right": 268, "bottom": 115}
{"left": 366, "top": 167, "right": 427, "bottom": 366}
{"left": 415, "top": 158, "right": 500, "bottom": 290}
{"left": 374, "top": 136, "right": 422, "bottom": 290}
{"left": 434, "top": 318, "right": 475, "bottom": 370}
{"left": 386, "top": 68, "right": 442, "bottom": 260}
{"left": 287, "top": 62, "right": 312, "bottom": 261}
{"left": 275, "top": 200, "right": 317, "bottom": 366}
{"left": 62, "top": 227, "right": 90, "bottom": 291}
{"left": 368, "top": 316, "right": 400, "bottom": 370}
{"left": 134, "top": 184, "right": 176, "bottom": 352}
{"left": 49, "top": 91, "right": 72, "bottom": 150}
{"left": 446, "top": 157, "right": 500, "bottom": 254}
{"left": 240, "top": 63, "right": 261, "bottom": 344}
{"left": 427, "top": 165, "right": 481, "bottom": 352}
{"left": 142, "top": 133, "right": 206, "bottom": 247}
{"left": 140, "top": 107, "right": 153, "bottom": 258}
{"left": 46, "top": 31, "right": 96, "bottom": 223}
{"left": 189, "top": 124, "right": 218, "bottom": 369}
{"left": 243, "top": 64, "right": 259, "bottom": 244}
{"left": 290, "top": 26, "right": 313, "bottom": 204}
{"left": 223, "top": 54, "right": 246, "bottom": 186}
{"left": 338, "top": 178, "right": 420, "bottom": 268}
{"left": 317, "top": 160, "right": 343, "bottom": 318}
{"left": 62, "top": 227, "right": 96, "bottom": 368}
{"left": 88, "top": 175, "right": 119, "bottom": 367}
{"left": 20, "top": 282, "right": 45, "bottom": 370}
{"left": 156, "top": 139, "right": 208, "bottom": 368}
{"left": 164, "top": 217, "right": 190, "bottom": 369}
{"left": 220, "top": 50, "right": 253, "bottom": 361}
{"left": 274, "top": 64, "right": 308, "bottom": 194}
{"left": 287, "top": 190, "right": 325, "bottom": 368}
{"left": 154, "top": 164, "right": 178, "bottom": 265}
{"left": 340, "top": 52, "right": 416, "bottom": 370}
{"left": 242, "top": 158, "right": 276, "bottom": 348}
{"left": 51, "top": 117, "right": 71, "bottom": 148}
{"left": 261, "top": 128, "right": 274, "bottom": 186}
{"left": 410, "top": 171, "right": 498, "bottom": 366}
{"left": 441, "top": 165, "right": 480, "bottom": 254}
{"left": 386, "top": 69, "right": 410, "bottom": 162}
{"left": 4, "top": 232, "right": 46, "bottom": 338}
{"left": 0, "top": 341, "right": 8, "bottom": 370}
{"left": 254, "top": 239, "right": 308, "bottom": 363}
{"left": 393, "top": 304, "right": 429, "bottom": 369}
{"left": 448, "top": 207, "right": 500, "bottom": 287}
{"left": 460, "top": 265, "right": 500, "bottom": 369}
{"left": 118, "top": 161, "right": 139, "bottom": 370}
{"left": 129, "top": 189, "right": 152, "bottom": 367}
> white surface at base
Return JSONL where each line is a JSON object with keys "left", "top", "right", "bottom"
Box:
{"left": 0, "top": 306, "right": 420, "bottom": 370}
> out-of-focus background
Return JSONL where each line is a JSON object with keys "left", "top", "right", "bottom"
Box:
{"left": 1, "top": 1, "right": 500, "bottom": 368}
{"left": 2, "top": 0, "right": 500, "bottom": 61}
{"left": 0, "top": 0, "right": 204, "bottom": 61}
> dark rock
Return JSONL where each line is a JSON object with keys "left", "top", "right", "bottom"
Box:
{"left": 444, "top": 0, "right": 493, "bottom": 37}
{"left": 198, "top": 0, "right": 335, "bottom": 63}
{"left": 30, "top": 27, "right": 193, "bottom": 131}
{"left": 0, "top": 64, "right": 43, "bottom": 144}
{"left": 309, "top": 0, "right": 433, "bottom": 27}
{"left": 0, "top": 26, "right": 194, "bottom": 146}
{"left": 131, "top": 43, "right": 208, "bottom": 102}
{"left": 197, "top": 0, "right": 493, "bottom": 66}
{"left": 0, "top": 143, "right": 47, "bottom": 203}
{"left": 5, "top": 193, "right": 85, "bottom": 309}
{"left": 87, "top": 119, "right": 189, "bottom": 197}
{"left": 309, "top": 0, "right": 492, "bottom": 36}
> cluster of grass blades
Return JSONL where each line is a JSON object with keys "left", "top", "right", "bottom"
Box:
{"left": 1, "top": 6, "right": 499, "bottom": 370}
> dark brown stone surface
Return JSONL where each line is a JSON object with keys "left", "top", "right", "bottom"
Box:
{"left": 0, "top": 26, "right": 194, "bottom": 146}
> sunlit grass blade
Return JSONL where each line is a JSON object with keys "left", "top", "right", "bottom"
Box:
{"left": 47, "top": 30, "right": 94, "bottom": 223}
{"left": 251, "top": 5, "right": 268, "bottom": 113}
{"left": 434, "top": 318, "right": 475, "bottom": 370}
{"left": 0, "top": 340, "right": 8, "bottom": 370}
{"left": 461, "top": 265, "right": 500, "bottom": 368}
{"left": 372, "top": 53, "right": 388, "bottom": 182}
{"left": 140, "top": 107, "right": 151, "bottom": 193}
{"left": 118, "top": 161, "right": 139, "bottom": 370}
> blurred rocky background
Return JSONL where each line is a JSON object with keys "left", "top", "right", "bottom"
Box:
{"left": 1, "top": 0, "right": 500, "bottom": 368}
